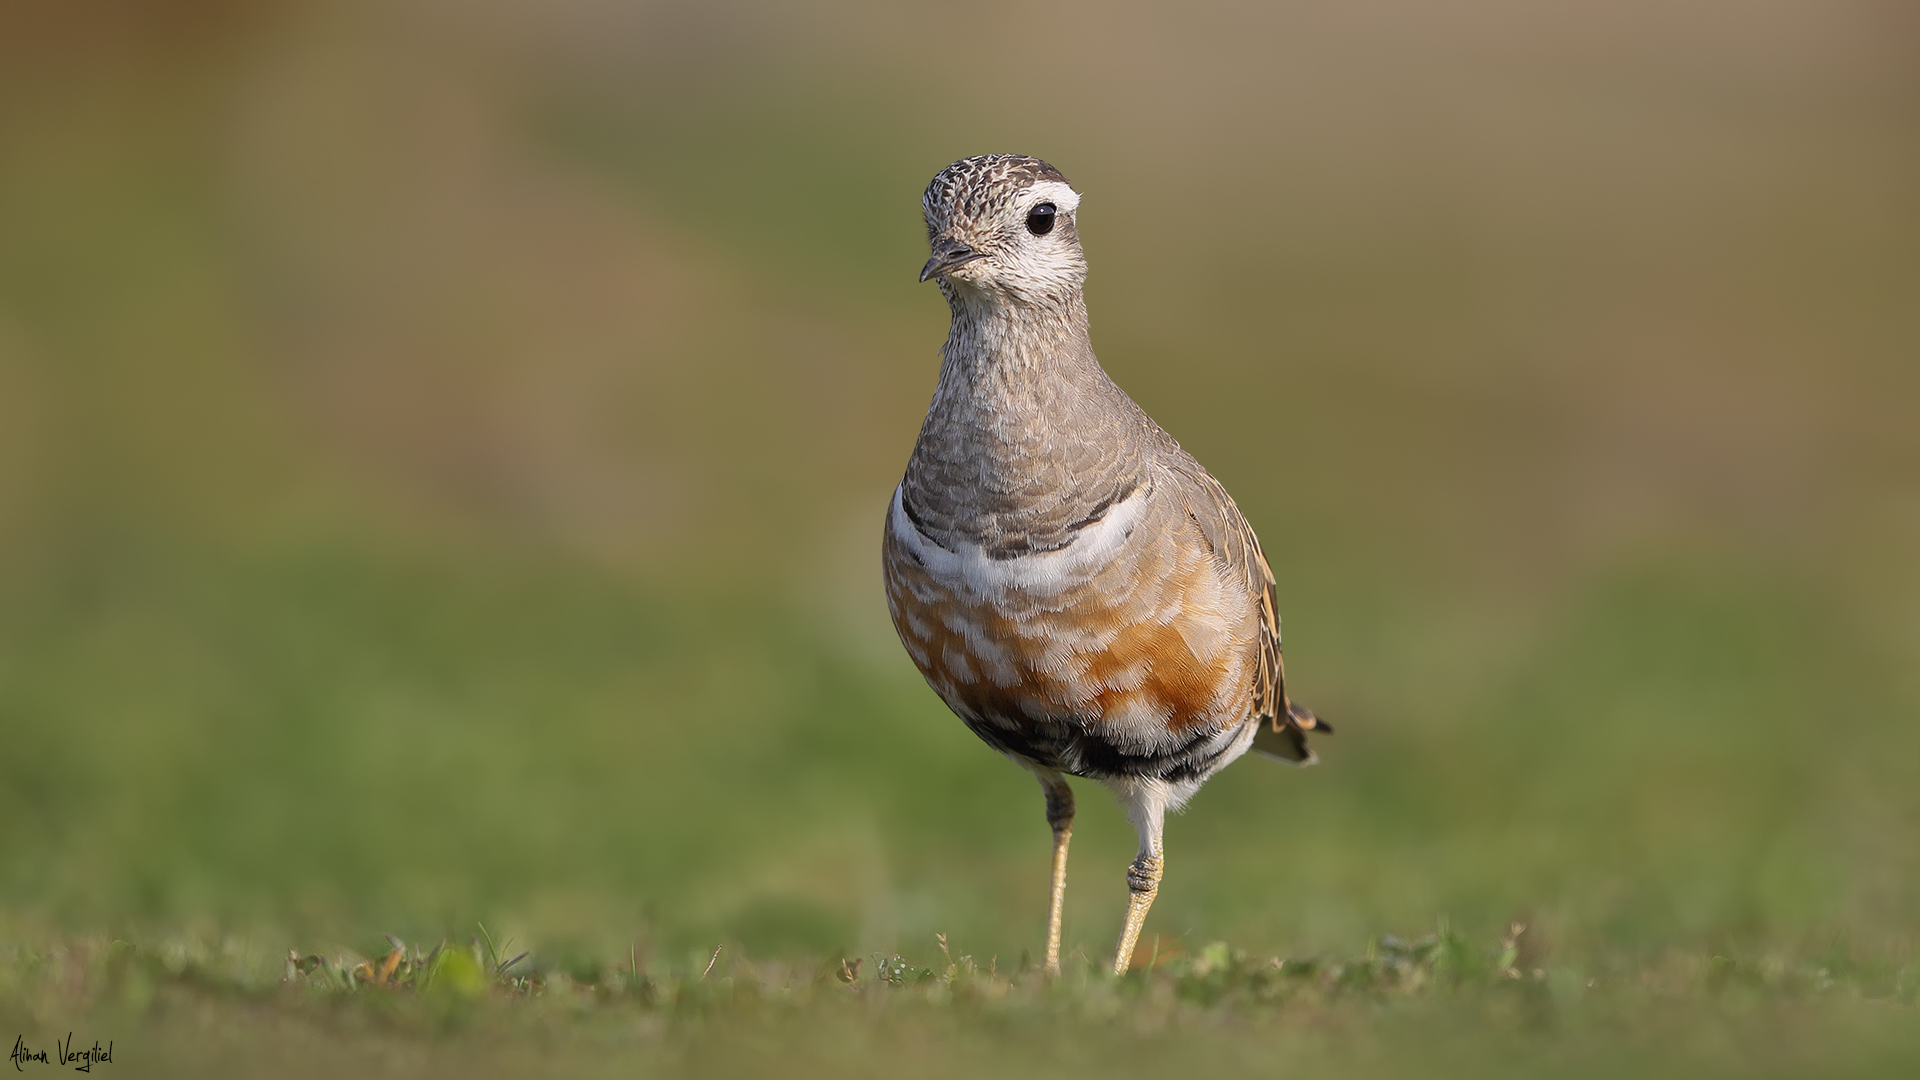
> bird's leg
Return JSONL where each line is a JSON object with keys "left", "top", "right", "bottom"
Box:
{"left": 1038, "top": 772, "right": 1075, "bottom": 975}
{"left": 1111, "top": 849, "right": 1163, "bottom": 975}
{"left": 1110, "top": 781, "right": 1168, "bottom": 976}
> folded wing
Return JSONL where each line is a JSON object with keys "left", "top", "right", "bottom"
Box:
{"left": 1168, "top": 459, "right": 1331, "bottom": 765}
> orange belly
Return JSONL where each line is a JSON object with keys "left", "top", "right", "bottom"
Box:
{"left": 883, "top": 520, "right": 1258, "bottom": 746}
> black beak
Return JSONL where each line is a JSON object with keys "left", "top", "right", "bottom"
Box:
{"left": 919, "top": 237, "right": 986, "bottom": 282}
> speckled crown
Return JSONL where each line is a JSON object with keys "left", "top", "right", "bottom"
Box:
{"left": 922, "top": 154, "right": 1070, "bottom": 236}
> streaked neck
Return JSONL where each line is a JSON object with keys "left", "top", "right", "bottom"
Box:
{"left": 934, "top": 288, "right": 1101, "bottom": 412}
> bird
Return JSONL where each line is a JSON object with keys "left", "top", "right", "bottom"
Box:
{"left": 882, "top": 154, "right": 1329, "bottom": 976}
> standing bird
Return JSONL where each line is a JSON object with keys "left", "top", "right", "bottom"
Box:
{"left": 882, "top": 154, "right": 1329, "bottom": 976}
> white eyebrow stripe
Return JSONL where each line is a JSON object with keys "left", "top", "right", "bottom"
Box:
{"left": 1022, "top": 180, "right": 1081, "bottom": 213}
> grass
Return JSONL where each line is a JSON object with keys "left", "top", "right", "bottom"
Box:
{"left": 0, "top": 536, "right": 1914, "bottom": 1077}
{"left": 4, "top": 919, "right": 1917, "bottom": 1079}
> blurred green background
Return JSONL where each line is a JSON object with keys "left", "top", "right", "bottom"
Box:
{"left": 1, "top": 0, "right": 1916, "bottom": 1001}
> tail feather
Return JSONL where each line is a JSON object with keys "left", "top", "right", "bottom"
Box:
{"left": 1252, "top": 701, "right": 1331, "bottom": 766}
{"left": 1289, "top": 701, "right": 1331, "bottom": 735}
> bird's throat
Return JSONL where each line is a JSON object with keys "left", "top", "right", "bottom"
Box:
{"left": 935, "top": 289, "right": 1101, "bottom": 415}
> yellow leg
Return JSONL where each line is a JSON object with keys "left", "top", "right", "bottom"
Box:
{"left": 1110, "top": 850, "right": 1163, "bottom": 975}
{"left": 1042, "top": 777, "right": 1074, "bottom": 975}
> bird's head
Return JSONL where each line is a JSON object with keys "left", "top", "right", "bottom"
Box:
{"left": 920, "top": 154, "right": 1085, "bottom": 305}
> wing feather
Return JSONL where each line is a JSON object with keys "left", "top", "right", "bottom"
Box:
{"left": 1167, "top": 460, "right": 1329, "bottom": 765}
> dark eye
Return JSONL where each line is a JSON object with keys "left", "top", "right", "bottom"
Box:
{"left": 1026, "top": 202, "right": 1057, "bottom": 236}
